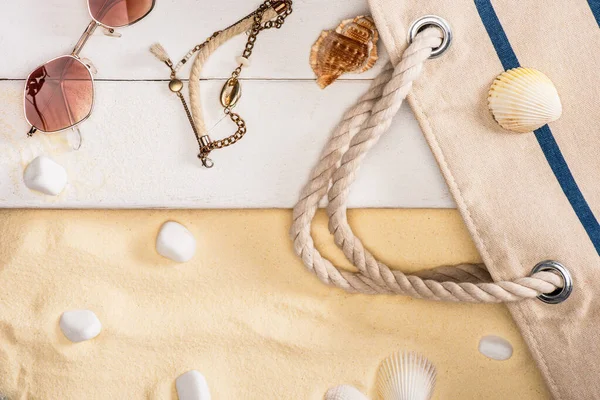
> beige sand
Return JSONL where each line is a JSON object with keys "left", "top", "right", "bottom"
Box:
{"left": 0, "top": 209, "right": 548, "bottom": 399}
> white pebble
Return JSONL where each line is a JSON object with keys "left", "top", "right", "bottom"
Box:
{"left": 59, "top": 310, "right": 102, "bottom": 343}
{"left": 478, "top": 335, "right": 513, "bottom": 361}
{"left": 23, "top": 156, "right": 67, "bottom": 196}
{"left": 236, "top": 56, "right": 251, "bottom": 67}
{"left": 176, "top": 370, "right": 211, "bottom": 400}
{"left": 156, "top": 221, "right": 196, "bottom": 263}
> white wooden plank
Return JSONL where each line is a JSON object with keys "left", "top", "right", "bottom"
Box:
{"left": 0, "top": 0, "right": 389, "bottom": 80}
{"left": 0, "top": 80, "right": 453, "bottom": 208}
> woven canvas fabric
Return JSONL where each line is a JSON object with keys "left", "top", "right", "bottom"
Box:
{"left": 368, "top": 0, "right": 600, "bottom": 398}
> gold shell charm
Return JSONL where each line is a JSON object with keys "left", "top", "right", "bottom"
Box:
{"left": 310, "top": 16, "right": 379, "bottom": 89}
{"left": 488, "top": 67, "right": 562, "bottom": 133}
{"left": 220, "top": 78, "right": 242, "bottom": 108}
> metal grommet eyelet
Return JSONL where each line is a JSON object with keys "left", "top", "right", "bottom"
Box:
{"left": 408, "top": 15, "right": 452, "bottom": 59}
{"left": 530, "top": 260, "right": 573, "bottom": 304}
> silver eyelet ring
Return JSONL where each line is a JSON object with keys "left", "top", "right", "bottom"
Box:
{"left": 530, "top": 260, "right": 573, "bottom": 304}
{"left": 408, "top": 15, "right": 452, "bottom": 59}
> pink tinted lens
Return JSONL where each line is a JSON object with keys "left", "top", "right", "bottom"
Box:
{"left": 88, "top": 0, "right": 154, "bottom": 27}
{"left": 24, "top": 56, "right": 93, "bottom": 133}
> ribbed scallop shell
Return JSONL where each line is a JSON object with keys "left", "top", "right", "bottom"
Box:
{"left": 488, "top": 67, "right": 562, "bottom": 133}
{"left": 310, "top": 16, "right": 379, "bottom": 89}
{"left": 324, "top": 385, "right": 369, "bottom": 400}
{"left": 376, "top": 352, "right": 437, "bottom": 400}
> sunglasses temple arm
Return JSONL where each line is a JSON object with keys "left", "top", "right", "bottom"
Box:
{"left": 71, "top": 126, "right": 83, "bottom": 150}
{"left": 71, "top": 20, "right": 99, "bottom": 57}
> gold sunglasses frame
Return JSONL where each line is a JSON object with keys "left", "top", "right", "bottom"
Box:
{"left": 24, "top": 0, "right": 156, "bottom": 137}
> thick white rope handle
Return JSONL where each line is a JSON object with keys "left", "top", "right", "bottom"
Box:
{"left": 290, "top": 28, "right": 563, "bottom": 303}
{"left": 188, "top": 9, "right": 277, "bottom": 136}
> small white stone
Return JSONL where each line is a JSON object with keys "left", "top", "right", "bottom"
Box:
{"left": 59, "top": 310, "right": 102, "bottom": 343}
{"left": 23, "top": 156, "right": 68, "bottom": 196}
{"left": 176, "top": 370, "right": 211, "bottom": 400}
{"left": 236, "top": 56, "right": 250, "bottom": 67}
{"left": 478, "top": 335, "right": 513, "bottom": 361}
{"left": 156, "top": 221, "right": 197, "bottom": 263}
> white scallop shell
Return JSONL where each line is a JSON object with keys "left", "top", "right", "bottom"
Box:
{"left": 376, "top": 352, "right": 437, "bottom": 400}
{"left": 324, "top": 385, "right": 368, "bottom": 400}
{"left": 488, "top": 67, "right": 562, "bottom": 133}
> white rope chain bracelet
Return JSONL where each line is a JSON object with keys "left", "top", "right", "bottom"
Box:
{"left": 290, "top": 20, "right": 573, "bottom": 303}
{"left": 151, "top": 1, "right": 292, "bottom": 168}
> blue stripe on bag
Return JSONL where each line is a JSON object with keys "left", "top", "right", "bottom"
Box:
{"left": 588, "top": 0, "right": 600, "bottom": 26}
{"left": 475, "top": 0, "right": 600, "bottom": 255}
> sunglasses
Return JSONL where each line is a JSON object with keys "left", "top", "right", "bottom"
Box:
{"left": 24, "top": 0, "right": 155, "bottom": 139}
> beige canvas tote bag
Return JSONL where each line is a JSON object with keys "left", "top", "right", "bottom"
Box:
{"left": 291, "top": 0, "right": 600, "bottom": 398}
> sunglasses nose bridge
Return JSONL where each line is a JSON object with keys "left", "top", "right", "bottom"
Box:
{"left": 72, "top": 20, "right": 99, "bottom": 57}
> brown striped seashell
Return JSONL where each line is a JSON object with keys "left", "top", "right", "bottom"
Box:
{"left": 310, "top": 16, "right": 379, "bottom": 89}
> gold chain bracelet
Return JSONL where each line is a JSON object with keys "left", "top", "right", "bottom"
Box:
{"left": 151, "top": 1, "right": 293, "bottom": 168}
